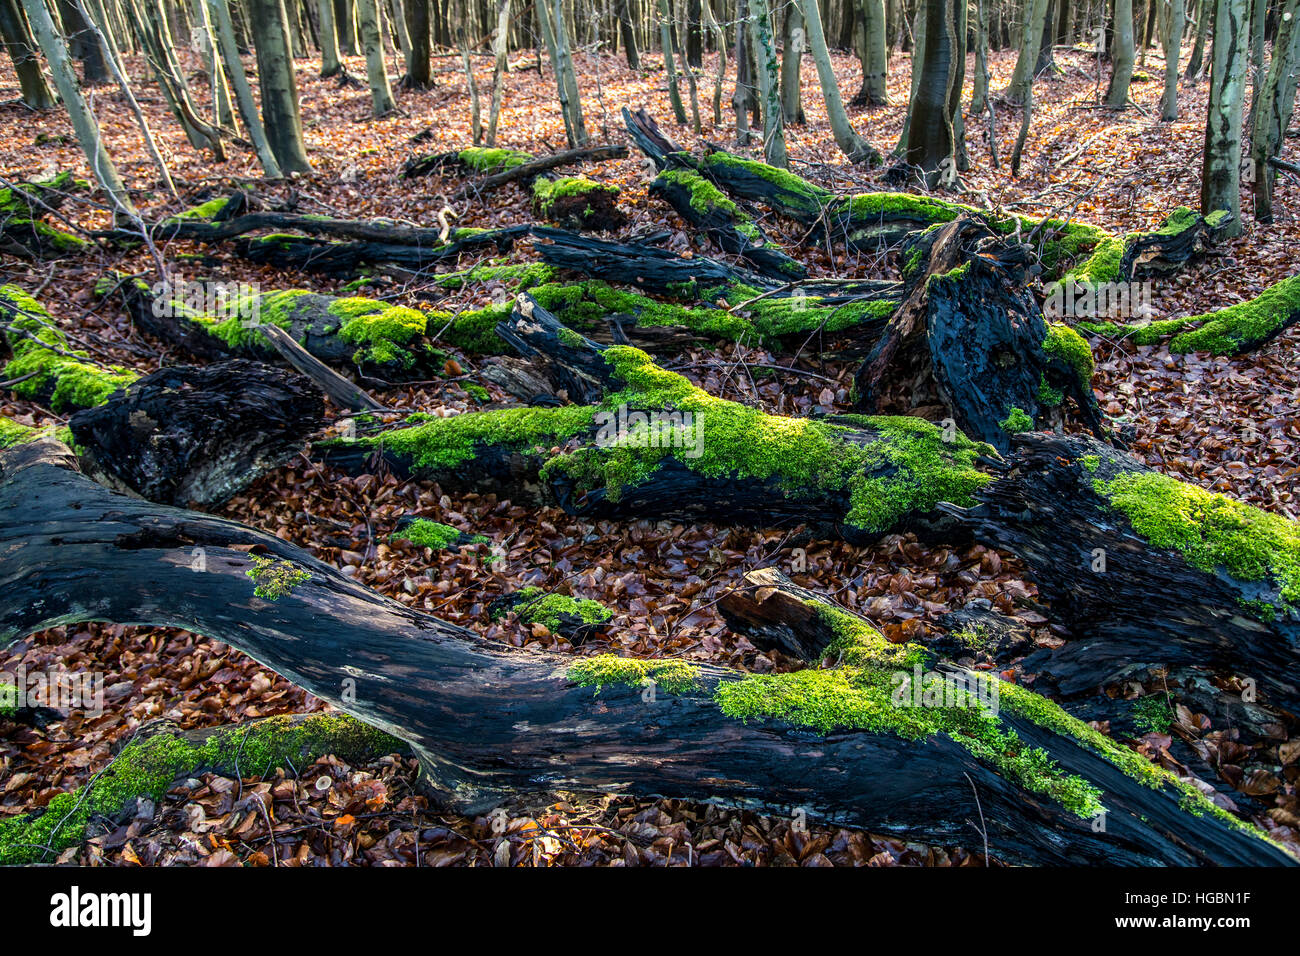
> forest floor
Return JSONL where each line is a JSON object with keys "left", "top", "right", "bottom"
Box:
{"left": 1, "top": 41, "right": 1298, "bottom": 866}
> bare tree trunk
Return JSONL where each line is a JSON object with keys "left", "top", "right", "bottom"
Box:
{"left": 1200, "top": 0, "right": 1248, "bottom": 234}
{"left": 457, "top": 19, "right": 481, "bottom": 143}
{"left": 656, "top": 0, "right": 688, "bottom": 121}
{"left": 1160, "top": 0, "right": 1184, "bottom": 118}
{"left": 207, "top": 0, "right": 284, "bottom": 176}
{"left": 781, "top": 0, "right": 804, "bottom": 124}
{"left": 733, "top": 0, "right": 752, "bottom": 144}
{"left": 318, "top": 0, "right": 342, "bottom": 74}
{"left": 748, "top": 0, "right": 788, "bottom": 166}
{"left": 1008, "top": 0, "right": 1049, "bottom": 103}
{"left": 1107, "top": 0, "right": 1136, "bottom": 106}
{"left": 1250, "top": 0, "right": 1300, "bottom": 222}
{"left": 703, "top": 0, "right": 724, "bottom": 122}
{"left": 903, "top": 0, "right": 957, "bottom": 185}
{"left": 246, "top": 0, "right": 312, "bottom": 172}
{"left": 485, "top": 0, "right": 510, "bottom": 141}
{"left": 402, "top": 0, "right": 431, "bottom": 86}
{"left": 21, "top": 0, "right": 136, "bottom": 216}
{"left": 1185, "top": 0, "right": 1210, "bottom": 79}
{"left": 356, "top": 0, "right": 396, "bottom": 114}
{"left": 0, "top": 0, "right": 57, "bottom": 108}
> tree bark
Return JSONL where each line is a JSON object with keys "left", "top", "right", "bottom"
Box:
{"left": 1200, "top": 0, "right": 1248, "bottom": 235}
{"left": 247, "top": 0, "right": 312, "bottom": 172}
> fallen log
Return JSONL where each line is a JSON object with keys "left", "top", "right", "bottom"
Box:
{"left": 853, "top": 218, "right": 1106, "bottom": 451}
{"left": 0, "top": 437, "right": 1290, "bottom": 865}
{"left": 951, "top": 431, "right": 1300, "bottom": 716}
{"left": 649, "top": 168, "right": 806, "bottom": 279}
{"left": 532, "top": 175, "right": 626, "bottom": 231}
{"left": 401, "top": 144, "right": 628, "bottom": 196}
{"left": 1078, "top": 271, "right": 1300, "bottom": 356}
{"left": 232, "top": 225, "right": 531, "bottom": 277}
{"left": 0, "top": 171, "right": 91, "bottom": 258}
{"left": 67, "top": 360, "right": 323, "bottom": 508}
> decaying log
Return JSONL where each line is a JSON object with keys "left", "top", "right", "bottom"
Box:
{"left": 532, "top": 175, "right": 627, "bottom": 231}
{"left": 233, "top": 225, "right": 530, "bottom": 277}
{"left": 258, "top": 325, "right": 385, "bottom": 412}
{"left": 951, "top": 432, "right": 1300, "bottom": 716}
{"left": 68, "top": 360, "right": 323, "bottom": 508}
{"left": 0, "top": 170, "right": 91, "bottom": 258}
{"left": 0, "top": 438, "right": 1291, "bottom": 865}
{"left": 400, "top": 144, "right": 627, "bottom": 189}
{"left": 649, "top": 168, "right": 806, "bottom": 279}
{"left": 854, "top": 218, "right": 1106, "bottom": 452}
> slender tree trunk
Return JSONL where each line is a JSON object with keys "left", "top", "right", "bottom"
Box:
{"left": 858, "top": 0, "right": 888, "bottom": 104}
{"left": 950, "top": 0, "right": 967, "bottom": 170}
{"left": 1160, "top": 0, "right": 1184, "bottom": 118}
{"left": 58, "top": 0, "right": 108, "bottom": 83}
{"left": 1247, "top": 0, "right": 1267, "bottom": 128}
{"left": 1008, "top": 0, "right": 1050, "bottom": 103}
{"left": 1200, "top": 0, "right": 1248, "bottom": 234}
{"left": 457, "top": 24, "right": 481, "bottom": 143}
{"left": 972, "top": 0, "right": 990, "bottom": 113}
{"left": 656, "top": 0, "right": 688, "bottom": 121}
{"left": 485, "top": 0, "right": 510, "bottom": 142}
{"left": 1107, "top": 0, "right": 1136, "bottom": 106}
{"left": 703, "top": 0, "right": 725, "bottom": 122}
{"left": 21, "top": 0, "right": 135, "bottom": 215}
{"left": 733, "top": 0, "right": 753, "bottom": 144}
{"left": 207, "top": 0, "right": 283, "bottom": 176}
{"left": 615, "top": 0, "right": 639, "bottom": 67}
{"left": 675, "top": 0, "right": 703, "bottom": 132}
{"left": 904, "top": 0, "right": 957, "bottom": 185}
{"left": 402, "top": 0, "right": 430, "bottom": 86}
{"left": 1251, "top": 0, "right": 1300, "bottom": 221}
{"left": 748, "top": 0, "right": 788, "bottom": 166}
{"left": 781, "top": 0, "right": 805, "bottom": 124}
{"left": 336, "top": 0, "right": 358, "bottom": 52}
{"left": 0, "top": 0, "right": 57, "bottom": 108}
{"left": 246, "top": 0, "right": 312, "bottom": 172}
{"left": 189, "top": 0, "right": 235, "bottom": 129}
{"left": 356, "top": 0, "right": 396, "bottom": 114}
{"left": 1185, "top": 0, "right": 1209, "bottom": 79}
{"left": 318, "top": 0, "right": 342, "bottom": 75}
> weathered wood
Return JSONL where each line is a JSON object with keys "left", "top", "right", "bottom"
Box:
{"left": 259, "top": 324, "right": 385, "bottom": 412}
{"left": 69, "top": 360, "right": 323, "bottom": 507}
{"left": 0, "top": 438, "right": 1290, "bottom": 865}
{"left": 854, "top": 218, "right": 1106, "bottom": 452}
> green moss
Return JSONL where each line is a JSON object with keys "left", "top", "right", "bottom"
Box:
{"left": 391, "top": 518, "right": 465, "bottom": 550}
{"left": 0, "top": 286, "right": 137, "bottom": 411}
{"left": 1080, "top": 454, "right": 1100, "bottom": 473}
{"left": 459, "top": 147, "right": 532, "bottom": 172}
{"left": 656, "top": 168, "right": 741, "bottom": 216}
{"left": 1168, "top": 274, "right": 1300, "bottom": 355}
{"left": 1066, "top": 234, "right": 1129, "bottom": 286}
{"left": 1042, "top": 322, "right": 1096, "bottom": 389}
{"left": 0, "top": 680, "right": 16, "bottom": 716}
{"left": 464, "top": 382, "right": 491, "bottom": 403}
{"left": 331, "top": 296, "right": 428, "bottom": 366}
{"left": 163, "top": 195, "right": 231, "bottom": 223}
{"left": 1132, "top": 696, "right": 1174, "bottom": 734}
{"left": 509, "top": 585, "right": 612, "bottom": 631}
{"left": 0, "top": 418, "right": 36, "bottom": 449}
{"left": 1094, "top": 470, "right": 1300, "bottom": 611}
{"left": 436, "top": 261, "right": 559, "bottom": 291}
{"left": 1000, "top": 406, "right": 1034, "bottom": 433}
{"left": 700, "top": 151, "right": 835, "bottom": 219}
{"left": 0, "top": 713, "right": 399, "bottom": 864}
{"left": 339, "top": 405, "right": 596, "bottom": 473}
{"left": 245, "top": 555, "right": 312, "bottom": 601}
{"left": 533, "top": 176, "right": 619, "bottom": 220}
{"left": 1037, "top": 373, "right": 1065, "bottom": 407}
{"left": 541, "top": 348, "right": 992, "bottom": 533}
{"left": 568, "top": 654, "right": 700, "bottom": 695}
{"left": 175, "top": 288, "right": 311, "bottom": 350}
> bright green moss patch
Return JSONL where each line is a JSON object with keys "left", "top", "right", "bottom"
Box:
{"left": 1000, "top": 406, "right": 1034, "bottom": 433}
{"left": 541, "top": 348, "right": 992, "bottom": 533}
{"left": 246, "top": 555, "right": 312, "bottom": 601}
{"left": 1132, "top": 696, "right": 1174, "bottom": 734}
{"left": 533, "top": 176, "right": 619, "bottom": 220}
{"left": 331, "top": 296, "right": 429, "bottom": 366}
{"left": 657, "top": 168, "right": 741, "bottom": 217}
{"left": 715, "top": 607, "right": 1104, "bottom": 818}
{"left": 163, "top": 195, "right": 231, "bottom": 223}
{"left": 1094, "top": 470, "right": 1300, "bottom": 609}
{"left": 1065, "top": 234, "right": 1129, "bottom": 286}
{"left": 0, "top": 285, "right": 137, "bottom": 411}
{"left": 343, "top": 405, "right": 596, "bottom": 473}
{"left": 459, "top": 147, "right": 532, "bottom": 172}
{"left": 436, "top": 261, "right": 559, "bottom": 291}
{"left": 1168, "top": 274, "right": 1300, "bottom": 355}
{"left": 391, "top": 518, "right": 465, "bottom": 550}
{"left": 0, "top": 681, "right": 16, "bottom": 716}
{"left": 0, "top": 418, "right": 36, "bottom": 449}
{"left": 568, "top": 654, "right": 700, "bottom": 695}
{"left": 1042, "top": 322, "right": 1096, "bottom": 389}
{"left": 510, "top": 586, "right": 612, "bottom": 631}
{"left": 0, "top": 714, "right": 399, "bottom": 864}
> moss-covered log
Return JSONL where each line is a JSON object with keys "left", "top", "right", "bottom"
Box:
{"left": 401, "top": 144, "right": 627, "bottom": 186}
{"left": 853, "top": 219, "right": 1105, "bottom": 451}
{"left": 532, "top": 175, "right": 626, "bottom": 231}
{"left": 533, "top": 228, "right": 901, "bottom": 340}
{"left": 953, "top": 431, "right": 1300, "bottom": 716}
{"left": 1078, "top": 271, "right": 1300, "bottom": 356}
{"left": 490, "top": 586, "right": 613, "bottom": 644}
{"left": 649, "top": 168, "right": 806, "bottom": 280}
{"left": 1061, "top": 207, "right": 1231, "bottom": 288}
{"left": 0, "top": 436, "right": 1290, "bottom": 865}
{"left": 1, "top": 285, "right": 137, "bottom": 412}
{"left": 0, "top": 712, "right": 403, "bottom": 864}
{"left": 0, "top": 170, "right": 90, "bottom": 258}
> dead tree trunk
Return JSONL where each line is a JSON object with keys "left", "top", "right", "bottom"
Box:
{"left": 0, "top": 437, "right": 1291, "bottom": 865}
